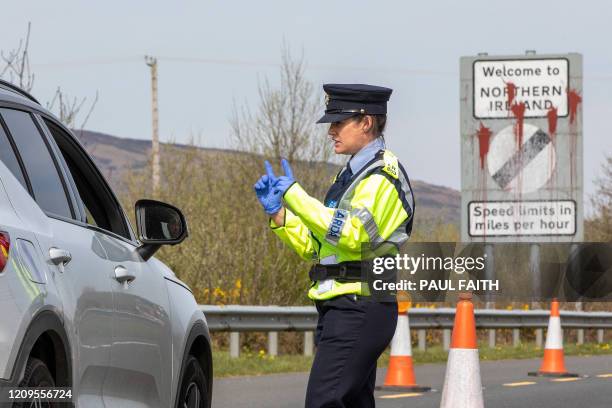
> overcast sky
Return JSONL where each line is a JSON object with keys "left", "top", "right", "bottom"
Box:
{"left": 3, "top": 0, "right": 612, "bottom": 199}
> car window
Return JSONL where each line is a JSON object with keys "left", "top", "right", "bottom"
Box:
{"left": 0, "top": 108, "right": 73, "bottom": 219}
{"left": 0, "top": 121, "right": 28, "bottom": 190}
{"left": 43, "top": 119, "right": 132, "bottom": 240}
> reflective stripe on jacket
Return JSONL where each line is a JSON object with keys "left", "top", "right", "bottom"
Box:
{"left": 271, "top": 149, "right": 414, "bottom": 300}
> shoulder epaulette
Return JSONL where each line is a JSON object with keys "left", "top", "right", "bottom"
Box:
{"left": 381, "top": 150, "right": 399, "bottom": 179}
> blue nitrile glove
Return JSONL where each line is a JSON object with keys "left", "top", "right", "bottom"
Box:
{"left": 272, "top": 159, "right": 296, "bottom": 196}
{"left": 253, "top": 162, "right": 282, "bottom": 215}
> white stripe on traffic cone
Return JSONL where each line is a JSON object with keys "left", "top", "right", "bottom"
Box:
{"left": 440, "top": 293, "right": 484, "bottom": 408}
{"left": 376, "top": 302, "right": 430, "bottom": 392}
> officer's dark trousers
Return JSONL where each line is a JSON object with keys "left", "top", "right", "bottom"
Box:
{"left": 305, "top": 295, "right": 398, "bottom": 408}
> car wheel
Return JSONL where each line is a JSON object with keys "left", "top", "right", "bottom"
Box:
{"left": 13, "top": 357, "right": 57, "bottom": 408}
{"left": 177, "top": 355, "right": 209, "bottom": 408}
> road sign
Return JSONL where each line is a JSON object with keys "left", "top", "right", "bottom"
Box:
{"left": 474, "top": 58, "right": 569, "bottom": 119}
{"left": 460, "top": 53, "right": 583, "bottom": 243}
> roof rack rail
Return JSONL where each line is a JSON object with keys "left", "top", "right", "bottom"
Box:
{"left": 0, "top": 79, "right": 40, "bottom": 105}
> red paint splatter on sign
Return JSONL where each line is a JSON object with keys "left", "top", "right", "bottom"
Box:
{"left": 476, "top": 122, "right": 492, "bottom": 169}
{"left": 505, "top": 81, "right": 517, "bottom": 108}
{"left": 567, "top": 89, "right": 581, "bottom": 189}
{"left": 547, "top": 106, "right": 558, "bottom": 138}
{"left": 510, "top": 102, "right": 526, "bottom": 147}
{"left": 546, "top": 105, "right": 558, "bottom": 190}
{"left": 568, "top": 89, "right": 582, "bottom": 125}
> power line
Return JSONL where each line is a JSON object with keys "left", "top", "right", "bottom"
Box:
{"left": 29, "top": 55, "right": 612, "bottom": 81}
{"left": 156, "top": 55, "right": 456, "bottom": 76}
{"left": 31, "top": 55, "right": 455, "bottom": 77}
{"left": 31, "top": 56, "right": 141, "bottom": 67}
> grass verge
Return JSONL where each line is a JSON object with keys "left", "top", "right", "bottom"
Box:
{"left": 213, "top": 342, "right": 612, "bottom": 378}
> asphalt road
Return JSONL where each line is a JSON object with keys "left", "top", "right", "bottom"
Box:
{"left": 213, "top": 355, "right": 612, "bottom": 408}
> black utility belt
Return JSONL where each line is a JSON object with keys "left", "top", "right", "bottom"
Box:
{"left": 309, "top": 262, "right": 364, "bottom": 282}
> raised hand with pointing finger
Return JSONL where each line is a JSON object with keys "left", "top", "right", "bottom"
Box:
{"left": 253, "top": 161, "right": 280, "bottom": 215}
{"left": 253, "top": 159, "right": 296, "bottom": 215}
{"left": 271, "top": 159, "right": 296, "bottom": 196}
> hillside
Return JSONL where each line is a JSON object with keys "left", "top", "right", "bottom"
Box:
{"left": 73, "top": 129, "right": 460, "bottom": 224}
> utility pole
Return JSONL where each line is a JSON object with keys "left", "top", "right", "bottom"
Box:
{"left": 145, "top": 55, "right": 160, "bottom": 195}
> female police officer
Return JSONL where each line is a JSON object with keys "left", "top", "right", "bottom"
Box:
{"left": 254, "top": 84, "right": 414, "bottom": 408}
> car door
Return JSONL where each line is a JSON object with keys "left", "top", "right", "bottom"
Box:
{"left": 40, "top": 117, "right": 173, "bottom": 408}
{"left": 96, "top": 233, "right": 173, "bottom": 408}
{"left": 0, "top": 107, "right": 113, "bottom": 407}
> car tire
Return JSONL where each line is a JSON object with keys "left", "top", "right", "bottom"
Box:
{"left": 177, "top": 355, "right": 209, "bottom": 408}
{"left": 13, "top": 357, "right": 58, "bottom": 408}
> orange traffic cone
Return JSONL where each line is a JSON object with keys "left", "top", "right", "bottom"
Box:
{"left": 376, "top": 301, "right": 431, "bottom": 392}
{"left": 528, "top": 299, "right": 579, "bottom": 378}
{"left": 439, "top": 293, "right": 484, "bottom": 408}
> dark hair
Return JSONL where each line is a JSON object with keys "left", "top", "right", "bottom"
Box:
{"left": 352, "top": 114, "right": 387, "bottom": 137}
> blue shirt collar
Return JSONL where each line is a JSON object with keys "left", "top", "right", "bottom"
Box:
{"left": 347, "top": 137, "right": 385, "bottom": 174}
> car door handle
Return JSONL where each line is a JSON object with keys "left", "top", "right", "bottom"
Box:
{"left": 114, "top": 265, "right": 135, "bottom": 284}
{"left": 49, "top": 247, "right": 72, "bottom": 272}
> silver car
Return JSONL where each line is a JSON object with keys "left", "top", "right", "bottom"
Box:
{"left": 0, "top": 80, "right": 212, "bottom": 407}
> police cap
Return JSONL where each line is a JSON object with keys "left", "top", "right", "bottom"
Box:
{"left": 317, "top": 83, "right": 393, "bottom": 124}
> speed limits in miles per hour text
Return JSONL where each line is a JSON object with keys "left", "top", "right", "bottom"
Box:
{"left": 468, "top": 200, "right": 576, "bottom": 237}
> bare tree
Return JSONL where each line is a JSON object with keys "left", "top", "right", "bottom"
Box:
{"left": 231, "top": 46, "right": 331, "bottom": 163}
{"left": 1, "top": 22, "right": 34, "bottom": 92}
{"left": 46, "top": 87, "right": 99, "bottom": 130}
{"left": 586, "top": 154, "right": 612, "bottom": 241}
{"left": 1, "top": 22, "right": 98, "bottom": 130}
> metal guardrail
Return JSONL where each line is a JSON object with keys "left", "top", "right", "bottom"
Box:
{"left": 200, "top": 305, "right": 612, "bottom": 332}
{"left": 200, "top": 305, "right": 612, "bottom": 357}
{"left": 201, "top": 306, "right": 317, "bottom": 332}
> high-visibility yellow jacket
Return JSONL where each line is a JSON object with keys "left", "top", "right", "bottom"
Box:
{"left": 271, "top": 149, "right": 414, "bottom": 300}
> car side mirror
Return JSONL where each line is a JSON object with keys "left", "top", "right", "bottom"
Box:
{"left": 135, "top": 199, "right": 188, "bottom": 261}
